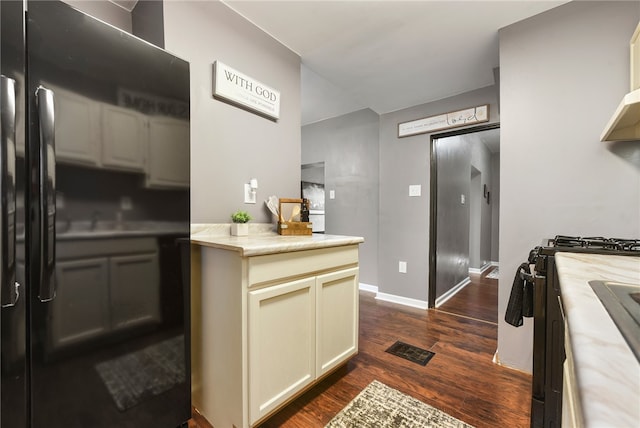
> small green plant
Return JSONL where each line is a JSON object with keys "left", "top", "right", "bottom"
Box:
{"left": 231, "top": 211, "right": 251, "bottom": 223}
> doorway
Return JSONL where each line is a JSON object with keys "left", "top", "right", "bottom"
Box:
{"left": 428, "top": 124, "right": 500, "bottom": 323}
{"left": 301, "top": 162, "right": 325, "bottom": 233}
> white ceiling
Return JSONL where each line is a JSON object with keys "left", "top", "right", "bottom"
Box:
{"left": 222, "top": 0, "right": 567, "bottom": 125}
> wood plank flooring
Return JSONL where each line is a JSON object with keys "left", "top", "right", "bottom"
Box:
{"left": 437, "top": 267, "right": 499, "bottom": 324}
{"left": 189, "top": 271, "right": 531, "bottom": 428}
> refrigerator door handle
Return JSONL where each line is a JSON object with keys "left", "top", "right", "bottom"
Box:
{"left": 1, "top": 75, "right": 20, "bottom": 307}
{"left": 35, "top": 86, "right": 56, "bottom": 302}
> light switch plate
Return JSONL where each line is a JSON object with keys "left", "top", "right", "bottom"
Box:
{"left": 244, "top": 183, "right": 256, "bottom": 204}
{"left": 399, "top": 261, "right": 407, "bottom": 273}
{"left": 460, "top": 194, "right": 465, "bottom": 205}
{"left": 329, "top": 190, "right": 335, "bottom": 199}
{"left": 409, "top": 185, "right": 421, "bottom": 197}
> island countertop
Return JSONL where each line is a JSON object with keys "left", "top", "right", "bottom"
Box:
{"left": 190, "top": 223, "right": 364, "bottom": 257}
{"left": 554, "top": 252, "right": 640, "bottom": 427}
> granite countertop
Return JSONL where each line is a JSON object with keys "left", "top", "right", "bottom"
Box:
{"left": 190, "top": 223, "right": 364, "bottom": 256}
{"left": 554, "top": 252, "right": 640, "bottom": 427}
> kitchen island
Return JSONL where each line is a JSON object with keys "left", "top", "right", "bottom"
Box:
{"left": 190, "top": 224, "right": 364, "bottom": 428}
{"left": 554, "top": 252, "right": 640, "bottom": 427}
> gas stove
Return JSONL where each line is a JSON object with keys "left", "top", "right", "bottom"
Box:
{"left": 528, "top": 235, "right": 639, "bottom": 428}
{"left": 541, "top": 235, "right": 640, "bottom": 255}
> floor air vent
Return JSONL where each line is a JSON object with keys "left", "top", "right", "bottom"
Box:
{"left": 385, "top": 341, "right": 435, "bottom": 366}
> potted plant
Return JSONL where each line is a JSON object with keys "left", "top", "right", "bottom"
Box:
{"left": 230, "top": 210, "right": 251, "bottom": 236}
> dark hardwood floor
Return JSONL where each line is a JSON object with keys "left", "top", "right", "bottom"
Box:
{"left": 189, "top": 270, "right": 531, "bottom": 428}
{"left": 437, "top": 267, "right": 499, "bottom": 324}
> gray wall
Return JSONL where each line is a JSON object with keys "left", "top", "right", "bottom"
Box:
{"left": 163, "top": 1, "right": 301, "bottom": 223}
{"left": 498, "top": 1, "right": 640, "bottom": 371}
{"left": 378, "top": 85, "right": 499, "bottom": 303}
{"left": 302, "top": 109, "right": 379, "bottom": 286}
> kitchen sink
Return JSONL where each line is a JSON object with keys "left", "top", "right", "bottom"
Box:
{"left": 589, "top": 280, "right": 640, "bottom": 361}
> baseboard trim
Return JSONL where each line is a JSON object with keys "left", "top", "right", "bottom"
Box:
{"left": 435, "top": 277, "right": 471, "bottom": 307}
{"left": 469, "top": 262, "right": 494, "bottom": 275}
{"left": 359, "top": 283, "right": 378, "bottom": 293}
{"left": 375, "top": 292, "right": 428, "bottom": 310}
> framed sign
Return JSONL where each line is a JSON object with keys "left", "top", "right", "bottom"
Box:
{"left": 213, "top": 61, "right": 281, "bottom": 120}
{"left": 398, "top": 104, "right": 489, "bottom": 138}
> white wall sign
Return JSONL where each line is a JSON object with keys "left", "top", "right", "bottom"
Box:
{"left": 213, "top": 61, "right": 281, "bottom": 120}
{"left": 398, "top": 104, "right": 489, "bottom": 138}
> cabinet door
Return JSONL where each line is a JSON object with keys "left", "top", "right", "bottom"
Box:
{"left": 316, "top": 267, "right": 359, "bottom": 377}
{"left": 52, "top": 85, "right": 101, "bottom": 167}
{"left": 101, "top": 104, "right": 146, "bottom": 172}
{"left": 51, "top": 258, "right": 110, "bottom": 349}
{"left": 146, "top": 117, "right": 189, "bottom": 188}
{"left": 109, "top": 253, "right": 160, "bottom": 331}
{"left": 248, "top": 277, "right": 316, "bottom": 425}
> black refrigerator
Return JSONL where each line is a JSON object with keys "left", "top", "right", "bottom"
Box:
{"left": 1, "top": 1, "right": 191, "bottom": 427}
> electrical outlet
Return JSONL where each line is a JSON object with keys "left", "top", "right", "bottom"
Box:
{"left": 244, "top": 183, "right": 256, "bottom": 204}
{"left": 409, "top": 185, "right": 421, "bottom": 197}
{"left": 399, "top": 261, "right": 407, "bottom": 273}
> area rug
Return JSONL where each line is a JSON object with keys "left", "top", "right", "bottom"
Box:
{"left": 325, "top": 380, "right": 474, "bottom": 428}
{"left": 95, "top": 335, "right": 185, "bottom": 411}
{"left": 486, "top": 268, "right": 499, "bottom": 279}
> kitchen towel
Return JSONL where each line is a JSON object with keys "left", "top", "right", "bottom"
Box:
{"left": 505, "top": 263, "right": 534, "bottom": 327}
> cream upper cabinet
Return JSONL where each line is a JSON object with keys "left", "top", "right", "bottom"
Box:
{"left": 145, "top": 116, "right": 189, "bottom": 188}
{"left": 43, "top": 83, "right": 101, "bottom": 167}
{"left": 101, "top": 104, "right": 146, "bottom": 172}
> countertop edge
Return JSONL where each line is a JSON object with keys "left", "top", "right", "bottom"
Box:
{"left": 190, "top": 233, "right": 364, "bottom": 257}
{"left": 554, "top": 252, "right": 640, "bottom": 427}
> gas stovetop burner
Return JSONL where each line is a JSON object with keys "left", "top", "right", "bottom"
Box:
{"left": 550, "top": 235, "right": 640, "bottom": 253}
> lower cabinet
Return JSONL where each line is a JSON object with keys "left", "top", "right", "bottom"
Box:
{"left": 248, "top": 267, "right": 359, "bottom": 426}
{"left": 52, "top": 258, "right": 110, "bottom": 349}
{"left": 50, "top": 238, "right": 160, "bottom": 351}
{"left": 195, "top": 244, "right": 360, "bottom": 428}
{"left": 110, "top": 253, "right": 161, "bottom": 331}
{"left": 248, "top": 277, "right": 316, "bottom": 424}
{"left": 316, "top": 268, "right": 359, "bottom": 377}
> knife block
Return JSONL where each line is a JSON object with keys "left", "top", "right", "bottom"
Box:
{"left": 277, "top": 198, "right": 313, "bottom": 236}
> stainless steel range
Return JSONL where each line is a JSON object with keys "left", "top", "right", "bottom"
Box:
{"left": 524, "top": 236, "right": 640, "bottom": 428}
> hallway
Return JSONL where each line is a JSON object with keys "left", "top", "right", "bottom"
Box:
{"left": 437, "top": 267, "right": 499, "bottom": 324}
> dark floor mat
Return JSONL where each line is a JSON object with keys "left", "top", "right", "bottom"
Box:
{"left": 385, "top": 341, "right": 435, "bottom": 366}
